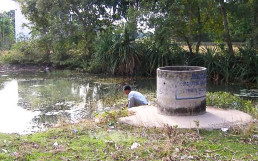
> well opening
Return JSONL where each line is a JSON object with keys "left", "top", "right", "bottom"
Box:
{"left": 158, "top": 66, "right": 206, "bottom": 72}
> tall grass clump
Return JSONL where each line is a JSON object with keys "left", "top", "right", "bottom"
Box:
{"left": 235, "top": 47, "right": 258, "bottom": 83}
{"left": 143, "top": 40, "right": 189, "bottom": 76}
{"left": 190, "top": 46, "right": 222, "bottom": 81}
{"left": 190, "top": 45, "right": 258, "bottom": 84}
{"left": 90, "top": 27, "right": 144, "bottom": 76}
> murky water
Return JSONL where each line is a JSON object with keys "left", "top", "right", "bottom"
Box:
{"left": 0, "top": 71, "right": 156, "bottom": 134}
{"left": 0, "top": 70, "right": 255, "bottom": 134}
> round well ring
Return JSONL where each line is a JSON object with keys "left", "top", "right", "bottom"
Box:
{"left": 157, "top": 66, "right": 207, "bottom": 116}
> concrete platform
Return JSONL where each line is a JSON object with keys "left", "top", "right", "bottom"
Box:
{"left": 119, "top": 106, "right": 253, "bottom": 129}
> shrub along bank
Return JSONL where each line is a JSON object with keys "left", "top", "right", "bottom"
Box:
{"left": 1, "top": 38, "right": 257, "bottom": 84}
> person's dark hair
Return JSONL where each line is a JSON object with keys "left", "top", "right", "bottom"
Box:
{"left": 123, "top": 85, "right": 131, "bottom": 91}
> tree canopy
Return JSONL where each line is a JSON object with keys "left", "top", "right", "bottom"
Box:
{"left": 0, "top": 11, "right": 15, "bottom": 50}
{"left": 1, "top": 0, "right": 257, "bottom": 83}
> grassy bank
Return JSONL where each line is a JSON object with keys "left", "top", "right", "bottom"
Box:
{"left": 0, "top": 119, "right": 257, "bottom": 160}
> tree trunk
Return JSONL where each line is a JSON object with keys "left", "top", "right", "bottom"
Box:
{"left": 186, "top": 2, "right": 193, "bottom": 54}
{"left": 188, "top": 4, "right": 192, "bottom": 33}
{"left": 220, "top": 3, "right": 234, "bottom": 56}
{"left": 185, "top": 37, "right": 193, "bottom": 54}
{"left": 188, "top": 42, "right": 193, "bottom": 54}
{"left": 188, "top": 2, "right": 193, "bottom": 52}
{"left": 196, "top": 6, "right": 202, "bottom": 54}
{"left": 0, "top": 27, "right": 2, "bottom": 50}
{"left": 128, "top": 2, "right": 137, "bottom": 42}
{"left": 253, "top": 0, "right": 258, "bottom": 48}
{"left": 1, "top": 26, "right": 4, "bottom": 49}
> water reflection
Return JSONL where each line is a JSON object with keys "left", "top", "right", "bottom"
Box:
{"left": 0, "top": 75, "right": 121, "bottom": 134}
{"left": 0, "top": 80, "right": 40, "bottom": 134}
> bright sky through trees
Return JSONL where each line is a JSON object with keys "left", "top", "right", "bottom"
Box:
{"left": 0, "top": 0, "right": 16, "bottom": 12}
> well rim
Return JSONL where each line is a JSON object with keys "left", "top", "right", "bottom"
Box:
{"left": 157, "top": 66, "right": 206, "bottom": 73}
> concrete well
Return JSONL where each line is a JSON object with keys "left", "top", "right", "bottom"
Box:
{"left": 157, "top": 66, "right": 207, "bottom": 116}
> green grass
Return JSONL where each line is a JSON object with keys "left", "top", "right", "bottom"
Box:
{"left": 0, "top": 120, "right": 257, "bottom": 160}
{"left": 207, "top": 92, "right": 258, "bottom": 118}
{"left": 190, "top": 129, "right": 258, "bottom": 160}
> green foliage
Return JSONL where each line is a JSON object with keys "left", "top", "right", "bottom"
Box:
{"left": 0, "top": 0, "right": 256, "bottom": 83}
{"left": 235, "top": 46, "right": 258, "bottom": 83}
{"left": 0, "top": 11, "right": 15, "bottom": 50}
{"left": 197, "top": 46, "right": 234, "bottom": 83}
{"left": 88, "top": 30, "right": 114, "bottom": 73}
{"left": 50, "top": 38, "right": 91, "bottom": 68}
{"left": 95, "top": 108, "right": 129, "bottom": 123}
{"left": 143, "top": 39, "right": 188, "bottom": 76}
{"left": 191, "top": 46, "right": 221, "bottom": 80}
{"left": 226, "top": 0, "right": 255, "bottom": 42}
{"left": 207, "top": 92, "right": 257, "bottom": 118}
{"left": 15, "top": 0, "right": 108, "bottom": 68}
{"left": 1, "top": 37, "right": 91, "bottom": 68}
{"left": 0, "top": 50, "right": 20, "bottom": 64}
{"left": 1, "top": 40, "right": 48, "bottom": 64}
{"left": 146, "top": 0, "right": 223, "bottom": 54}
{"left": 90, "top": 26, "right": 144, "bottom": 75}
{"left": 190, "top": 46, "right": 258, "bottom": 83}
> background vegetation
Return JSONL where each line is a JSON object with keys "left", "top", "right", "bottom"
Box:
{"left": 0, "top": 11, "right": 15, "bottom": 50}
{"left": 0, "top": 0, "right": 257, "bottom": 83}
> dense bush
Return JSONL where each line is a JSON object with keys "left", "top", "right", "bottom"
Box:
{"left": 143, "top": 39, "right": 189, "bottom": 76}
{"left": 1, "top": 40, "right": 48, "bottom": 64}
{"left": 190, "top": 46, "right": 258, "bottom": 84}
{"left": 1, "top": 39, "right": 257, "bottom": 84}
{"left": 89, "top": 27, "right": 145, "bottom": 75}
{"left": 236, "top": 47, "right": 258, "bottom": 83}
{"left": 50, "top": 39, "right": 91, "bottom": 69}
{"left": 0, "top": 38, "right": 91, "bottom": 69}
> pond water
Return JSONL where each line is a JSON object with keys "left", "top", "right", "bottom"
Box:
{"left": 0, "top": 70, "right": 255, "bottom": 134}
{"left": 0, "top": 71, "right": 156, "bottom": 134}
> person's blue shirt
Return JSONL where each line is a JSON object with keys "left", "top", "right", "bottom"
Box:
{"left": 128, "top": 91, "right": 148, "bottom": 108}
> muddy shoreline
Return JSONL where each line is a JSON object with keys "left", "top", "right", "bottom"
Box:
{"left": 0, "top": 64, "right": 46, "bottom": 73}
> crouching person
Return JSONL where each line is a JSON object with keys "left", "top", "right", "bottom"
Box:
{"left": 123, "top": 85, "right": 148, "bottom": 108}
